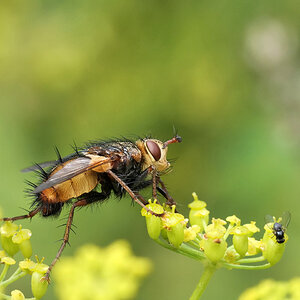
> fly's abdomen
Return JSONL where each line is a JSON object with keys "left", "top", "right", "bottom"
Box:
{"left": 40, "top": 170, "right": 99, "bottom": 203}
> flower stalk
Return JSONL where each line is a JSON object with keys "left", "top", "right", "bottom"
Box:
{"left": 189, "top": 263, "right": 216, "bottom": 300}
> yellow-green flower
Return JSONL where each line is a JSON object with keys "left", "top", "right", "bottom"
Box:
{"left": 0, "top": 222, "right": 19, "bottom": 257}
{"left": 205, "top": 218, "right": 227, "bottom": 239}
{"left": 226, "top": 215, "right": 241, "bottom": 226}
{"left": 19, "top": 257, "right": 48, "bottom": 275}
{"left": 230, "top": 226, "right": 251, "bottom": 257}
{"left": 200, "top": 236, "right": 227, "bottom": 263}
{"left": 239, "top": 277, "right": 300, "bottom": 300}
{"left": 12, "top": 227, "right": 32, "bottom": 258}
{"left": 53, "top": 240, "right": 152, "bottom": 300}
{"left": 31, "top": 271, "right": 48, "bottom": 299}
{"left": 184, "top": 225, "right": 200, "bottom": 242}
{"left": 0, "top": 222, "right": 18, "bottom": 237}
{"left": 247, "top": 237, "right": 262, "bottom": 256}
{"left": 243, "top": 222, "right": 260, "bottom": 235}
{"left": 1, "top": 256, "right": 16, "bottom": 265}
{"left": 141, "top": 199, "right": 164, "bottom": 240}
{"left": 11, "top": 290, "right": 25, "bottom": 300}
{"left": 188, "top": 193, "right": 210, "bottom": 231}
{"left": 262, "top": 231, "right": 285, "bottom": 265}
{"left": 162, "top": 206, "right": 186, "bottom": 247}
{"left": 19, "top": 258, "right": 37, "bottom": 273}
{"left": 224, "top": 247, "right": 239, "bottom": 263}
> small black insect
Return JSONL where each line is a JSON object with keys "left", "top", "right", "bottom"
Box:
{"left": 1, "top": 134, "right": 182, "bottom": 280}
{"left": 265, "top": 211, "right": 291, "bottom": 244}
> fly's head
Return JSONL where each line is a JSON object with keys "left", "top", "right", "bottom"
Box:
{"left": 136, "top": 135, "right": 182, "bottom": 172}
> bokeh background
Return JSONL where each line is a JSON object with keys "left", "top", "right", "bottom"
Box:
{"left": 1, "top": 0, "right": 299, "bottom": 299}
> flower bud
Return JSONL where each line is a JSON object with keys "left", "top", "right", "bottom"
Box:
{"left": 224, "top": 247, "right": 239, "bottom": 263}
{"left": 231, "top": 226, "right": 251, "bottom": 257}
{"left": 11, "top": 290, "right": 25, "bottom": 300}
{"left": 145, "top": 215, "right": 162, "bottom": 240}
{"left": 0, "top": 222, "right": 19, "bottom": 257}
{"left": 167, "top": 222, "right": 185, "bottom": 248}
{"left": 162, "top": 206, "right": 186, "bottom": 248}
{"left": 200, "top": 237, "right": 227, "bottom": 263}
{"left": 12, "top": 228, "right": 32, "bottom": 258}
{"left": 188, "top": 193, "right": 209, "bottom": 231}
{"left": 160, "top": 228, "right": 168, "bottom": 240}
{"left": 141, "top": 200, "right": 164, "bottom": 240}
{"left": 233, "top": 235, "right": 248, "bottom": 257}
{"left": 31, "top": 271, "right": 49, "bottom": 299}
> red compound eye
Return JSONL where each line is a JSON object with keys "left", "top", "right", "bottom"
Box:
{"left": 146, "top": 140, "right": 161, "bottom": 161}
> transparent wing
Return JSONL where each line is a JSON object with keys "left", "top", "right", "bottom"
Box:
{"left": 264, "top": 214, "right": 274, "bottom": 224}
{"left": 33, "top": 156, "right": 113, "bottom": 193}
{"left": 281, "top": 211, "right": 291, "bottom": 228}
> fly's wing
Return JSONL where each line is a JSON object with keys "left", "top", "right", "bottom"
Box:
{"left": 281, "top": 211, "right": 291, "bottom": 229}
{"left": 264, "top": 214, "right": 275, "bottom": 224}
{"left": 21, "top": 161, "right": 57, "bottom": 173}
{"left": 33, "top": 156, "right": 115, "bottom": 194}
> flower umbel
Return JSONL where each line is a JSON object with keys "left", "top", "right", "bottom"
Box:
{"left": 53, "top": 240, "right": 152, "bottom": 300}
{"left": 0, "top": 208, "right": 49, "bottom": 300}
{"left": 141, "top": 194, "right": 290, "bottom": 300}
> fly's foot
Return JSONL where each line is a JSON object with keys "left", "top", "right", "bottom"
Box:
{"left": 41, "top": 271, "right": 51, "bottom": 283}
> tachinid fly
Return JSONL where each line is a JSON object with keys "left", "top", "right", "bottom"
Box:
{"left": 1, "top": 135, "right": 182, "bottom": 280}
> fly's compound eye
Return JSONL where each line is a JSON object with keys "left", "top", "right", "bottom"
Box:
{"left": 146, "top": 140, "right": 161, "bottom": 161}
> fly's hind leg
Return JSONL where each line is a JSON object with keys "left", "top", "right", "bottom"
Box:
{"left": 43, "top": 190, "right": 110, "bottom": 282}
{"left": 1, "top": 207, "right": 41, "bottom": 222}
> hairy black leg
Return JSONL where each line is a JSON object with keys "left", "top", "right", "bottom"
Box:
{"left": 107, "top": 170, "right": 163, "bottom": 217}
{"left": 1, "top": 207, "right": 41, "bottom": 222}
{"left": 43, "top": 191, "right": 109, "bottom": 281}
{"left": 157, "top": 177, "right": 176, "bottom": 207}
{"left": 152, "top": 168, "right": 158, "bottom": 199}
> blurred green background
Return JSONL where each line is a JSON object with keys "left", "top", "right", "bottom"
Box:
{"left": 1, "top": 0, "right": 299, "bottom": 299}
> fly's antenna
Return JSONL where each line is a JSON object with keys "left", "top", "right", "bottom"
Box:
{"left": 163, "top": 135, "right": 182, "bottom": 149}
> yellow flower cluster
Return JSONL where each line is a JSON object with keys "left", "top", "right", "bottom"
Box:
{"left": 53, "top": 240, "right": 152, "bottom": 300}
{"left": 141, "top": 193, "right": 288, "bottom": 267}
{"left": 239, "top": 277, "right": 300, "bottom": 300}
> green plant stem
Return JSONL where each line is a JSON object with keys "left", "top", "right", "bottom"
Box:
{"left": 222, "top": 262, "right": 271, "bottom": 270}
{"left": 237, "top": 256, "right": 266, "bottom": 264}
{"left": 0, "top": 264, "right": 9, "bottom": 282}
{"left": 0, "top": 293, "right": 10, "bottom": 300}
{"left": 0, "top": 268, "right": 26, "bottom": 288}
{"left": 154, "top": 239, "right": 205, "bottom": 261}
{"left": 189, "top": 263, "right": 216, "bottom": 300}
{"left": 223, "top": 224, "right": 233, "bottom": 241}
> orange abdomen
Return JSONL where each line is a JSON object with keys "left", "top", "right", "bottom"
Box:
{"left": 40, "top": 170, "right": 99, "bottom": 203}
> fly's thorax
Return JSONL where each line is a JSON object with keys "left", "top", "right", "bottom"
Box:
{"left": 136, "top": 139, "right": 170, "bottom": 172}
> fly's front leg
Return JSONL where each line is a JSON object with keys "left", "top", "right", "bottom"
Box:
{"left": 157, "top": 177, "right": 176, "bottom": 207}
{"left": 151, "top": 167, "right": 158, "bottom": 200}
{"left": 106, "top": 170, "right": 164, "bottom": 217}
